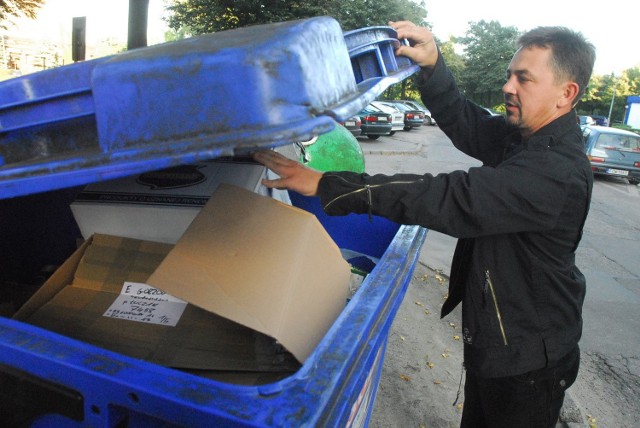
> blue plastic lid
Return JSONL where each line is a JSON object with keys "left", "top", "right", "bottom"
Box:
{"left": 0, "top": 17, "right": 417, "bottom": 199}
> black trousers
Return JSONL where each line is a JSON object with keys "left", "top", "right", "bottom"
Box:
{"left": 460, "top": 346, "right": 580, "bottom": 428}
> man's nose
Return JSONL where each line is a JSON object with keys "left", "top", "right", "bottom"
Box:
{"left": 502, "top": 77, "right": 515, "bottom": 95}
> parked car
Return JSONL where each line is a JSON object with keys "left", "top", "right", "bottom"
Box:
{"left": 579, "top": 115, "right": 595, "bottom": 126}
{"left": 582, "top": 125, "right": 640, "bottom": 185}
{"left": 397, "top": 100, "right": 437, "bottom": 126}
{"left": 371, "top": 101, "right": 404, "bottom": 135}
{"left": 339, "top": 115, "right": 362, "bottom": 138}
{"left": 590, "top": 115, "right": 609, "bottom": 127}
{"left": 357, "top": 105, "right": 392, "bottom": 140}
{"left": 378, "top": 101, "right": 423, "bottom": 130}
{"left": 481, "top": 106, "right": 502, "bottom": 117}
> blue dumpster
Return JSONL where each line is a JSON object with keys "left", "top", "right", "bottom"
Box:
{"left": 0, "top": 17, "right": 426, "bottom": 427}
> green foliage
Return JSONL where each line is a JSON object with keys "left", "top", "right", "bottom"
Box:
{"left": 165, "top": 0, "right": 428, "bottom": 35}
{"left": 457, "top": 20, "right": 518, "bottom": 107}
{"left": 439, "top": 36, "right": 465, "bottom": 86}
{"left": 579, "top": 67, "right": 640, "bottom": 125}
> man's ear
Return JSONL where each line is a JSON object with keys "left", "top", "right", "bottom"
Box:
{"left": 560, "top": 82, "right": 580, "bottom": 108}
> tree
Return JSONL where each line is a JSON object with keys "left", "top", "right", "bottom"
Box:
{"left": 578, "top": 68, "right": 640, "bottom": 126}
{"left": 439, "top": 36, "right": 465, "bottom": 89}
{"left": 457, "top": 20, "right": 519, "bottom": 109}
{"left": 624, "top": 66, "right": 640, "bottom": 96}
{"left": 0, "top": 0, "right": 44, "bottom": 26}
{"left": 165, "top": 0, "right": 427, "bottom": 35}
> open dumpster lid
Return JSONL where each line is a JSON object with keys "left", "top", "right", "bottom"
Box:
{"left": 0, "top": 17, "right": 418, "bottom": 199}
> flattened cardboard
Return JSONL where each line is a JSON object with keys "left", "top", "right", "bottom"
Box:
{"left": 14, "top": 234, "right": 300, "bottom": 372}
{"left": 148, "top": 184, "right": 351, "bottom": 362}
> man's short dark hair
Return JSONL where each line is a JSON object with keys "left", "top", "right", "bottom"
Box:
{"left": 518, "top": 27, "right": 596, "bottom": 102}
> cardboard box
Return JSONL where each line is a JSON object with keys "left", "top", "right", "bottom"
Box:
{"left": 70, "top": 158, "right": 269, "bottom": 244}
{"left": 15, "top": 184, "right": 350, "bottom": 376}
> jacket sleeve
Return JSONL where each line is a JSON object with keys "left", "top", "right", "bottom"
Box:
{"left": 317, "top": 147, "right": 572, "bottom": 239}
{"left": 418, "top": 53, "right": 514, "bottom": 167}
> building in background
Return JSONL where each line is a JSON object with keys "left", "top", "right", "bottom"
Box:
{"left": 625, "top": 96, "right": 640, "bottom": 129}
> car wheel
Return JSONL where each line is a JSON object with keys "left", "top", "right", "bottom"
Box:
{"left": 403, "top": 126, "right": 411, "bottom": 131}
{"left": 389, "top": 131, "right": 396, "bottom": 136}
{"left": 367, "top": 135, "right": 380, "bottom": 140}
{"left": 629, "top": 178, "right": 640, "bottom": 186}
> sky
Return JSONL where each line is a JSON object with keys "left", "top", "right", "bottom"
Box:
{"left": 425, "top": 1, "right": 639, "bottom": 75}
{"left": 4, "top": 0, "right": 168, "bottom": 46}
{"left": 5, "top": 0, "right": 639, "bottom": 75}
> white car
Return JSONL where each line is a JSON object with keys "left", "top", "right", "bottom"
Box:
{"left": 400, "top": 100, "right": 437, "bottom": 126}
{"left": 371, "top": 101, "right": 405, "bottom": 135}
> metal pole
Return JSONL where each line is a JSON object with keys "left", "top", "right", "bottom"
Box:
{"left": 607, "top": 79, "right": 616, "bottom": 126}
{"left": 127, "top": 0, "right": 149, "bottom": 50}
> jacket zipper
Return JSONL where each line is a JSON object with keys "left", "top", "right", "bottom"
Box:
{"left": 485, "top": 269, "right": 508, "bottom": 346}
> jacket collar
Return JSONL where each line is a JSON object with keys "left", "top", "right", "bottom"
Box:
{"left": 525, "top": 110, "right": 580, "bottom": 149}
{"left": 504, "top": 110, "right": 580, "bottom": 158}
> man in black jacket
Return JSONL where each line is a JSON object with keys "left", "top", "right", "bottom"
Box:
{"left": 253, "top": 22, "right": 595, "bottom": 427}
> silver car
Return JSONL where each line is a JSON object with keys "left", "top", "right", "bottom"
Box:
{"left": 583, "top": 125, "right": 640, "bottom": 185}
{"left": 371, "top": 101, "right": 405, "bottom": 135}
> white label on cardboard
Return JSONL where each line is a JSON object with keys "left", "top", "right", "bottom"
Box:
{"left": 103, "top": 282, "right": 187, "bottom": 326}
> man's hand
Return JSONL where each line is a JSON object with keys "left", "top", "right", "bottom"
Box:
{"left": 389, "top": 20, "right": 439, "bottom": 69}
{"left": 252, "top": 150, "right": 323, "bottom": 197}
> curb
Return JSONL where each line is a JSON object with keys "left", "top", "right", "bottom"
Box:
{"left": 557, "top": 391, "right": 587, "bottom": 427}
{"left": 362, "top": 143, "right": 423, "bottom": 156}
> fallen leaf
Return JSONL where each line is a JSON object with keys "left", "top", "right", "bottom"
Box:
{"left": 400, "top": 335, "right": 406, "bottom": 341}
{"left": 400, "top": 374, "right": 411, "bottom": 382}
{"left": 456, "top": 403, "right": 464, "bottom": 410}
{"left": 441, "top": 353, "right": 449, "bottom": 358}
{"left": 415, "top": 301, "right": 424, "bottom": 307}
{"left": 433, "top": 380, "right": 441, "bottom": 385}
{"left": 426, "top": 362, "right": 435, "bottom": 369}
{"left": 453, "top": 335, "right": 460, "bottom": 341}
{"left": 435, "top": 274, "right": 445, "bottom": 283}
{"left": 424, "top": 309, "right": 431, "bottom": 315}
{"left": 420, "top": 274, "right": 429, "bottom": 281}
{"left": 449, "top": 322, "right": 457, "bottom": 329}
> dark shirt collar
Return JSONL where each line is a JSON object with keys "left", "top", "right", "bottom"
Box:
{"left": 528, "top": 110, "right": 579, "bottom": 141}
{"left": 504, "top": 110, "right": 579, "bottom": 158}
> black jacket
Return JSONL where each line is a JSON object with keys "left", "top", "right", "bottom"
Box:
{"left": 317, "top": 54, "right": 592, "bottom": 377}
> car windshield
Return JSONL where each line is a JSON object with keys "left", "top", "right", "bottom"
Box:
{"left": 405, "top": 102, "right": 424, "bottom": 110}
{"left": 388, "top": 103, "right": 409, "bottom": 111}
{"left": 372, "top": 103, "right": 395, "bottom": 114}
{"left": 595, "top": 133, "right": 640, "bottom": 152}
{"left": 364, "top": 105, "right": 382, "bottom": 114}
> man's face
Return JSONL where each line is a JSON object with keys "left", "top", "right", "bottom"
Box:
{"left": 503, "top": 46, "right": 569, "bottom": 137}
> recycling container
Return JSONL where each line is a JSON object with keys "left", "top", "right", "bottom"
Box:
{"left": 0, "top": 17, "right": 426, "bottom": 427}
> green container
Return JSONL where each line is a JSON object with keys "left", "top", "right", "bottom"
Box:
{"left": 299, "top": 124, "right": 365, "bottom": 173}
